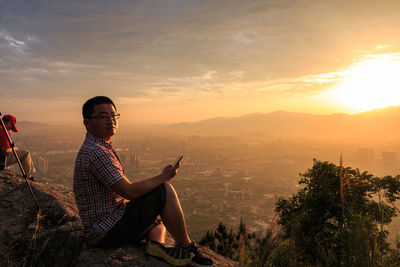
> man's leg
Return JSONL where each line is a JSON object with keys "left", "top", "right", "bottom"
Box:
{"left": 161, "top": 182, "right": 191, "bottom": 247}
{"left": 5, "top": 152, "right": 17, "bottom": 169}
{"left": 147, "top": 222, "right": 166, "bottom": 243}
{"left": 6, "top": 150, "right": 36, "bottom": 177}
{"left": 159, "top": 183, "right": 214, "bottom": 266}
{"left": 18, "top": 150, "right": 36, "bottom": 177}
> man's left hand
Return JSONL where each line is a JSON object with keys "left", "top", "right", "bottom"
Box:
{"left": 160, "top": 165, "right": 179, "bottom": 182}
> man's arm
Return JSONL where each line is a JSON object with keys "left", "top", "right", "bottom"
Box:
{"left": 111, "top": 165, "right": 178, "bottom": 200}
{"left": 0, "top": 130, "right": 15, "bottom": 153}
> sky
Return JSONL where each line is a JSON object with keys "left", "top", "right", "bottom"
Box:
{"left": 1, "top": 0, "right": 400, "bottom": 125}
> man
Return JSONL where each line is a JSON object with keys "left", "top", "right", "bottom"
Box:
{"left": 0, "top": 114, "right": 36, "bottom": 180}
{"left": 73, "top": 96, "right": 213, "bottom": 266}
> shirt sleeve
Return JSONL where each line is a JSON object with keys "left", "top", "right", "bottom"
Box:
{"left": 89, "top": 146, "right": 126, "bottom": 187}
{"left": 0, "top": 127, "right": 10, "bottom": 148}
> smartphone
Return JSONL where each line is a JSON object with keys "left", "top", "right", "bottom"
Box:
{"left": 172, "top": 155, "right": 183, "bottom": 168}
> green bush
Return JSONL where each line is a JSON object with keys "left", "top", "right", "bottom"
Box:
{"left": 200, "top": 159, "right": 400, "bottom": 266}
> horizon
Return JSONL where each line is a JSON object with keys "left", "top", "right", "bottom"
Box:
{"left": 15, "top": 104, "right": 400, "bottom": 128}
{"left": 2, "top": 1, "right": 400, "bottom": 125}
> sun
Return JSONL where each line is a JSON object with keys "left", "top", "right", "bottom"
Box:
{"left": 328, "top": 55, "right": 400, "bottom": 112}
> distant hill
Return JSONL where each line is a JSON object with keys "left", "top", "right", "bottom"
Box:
{"left": 165, "top": 106, "right": 400, "bottom": 142}
{"left": 18, "top": 120, "right": 50, "bottom": 128}
{"left": 12, "top": 106, "right": 400, "bottom": 143}
{"left": 14, "top": 121, "right": 82, "bottom": 136}
{"left": 14, "top": 121, "right": 56, "bottom": 135}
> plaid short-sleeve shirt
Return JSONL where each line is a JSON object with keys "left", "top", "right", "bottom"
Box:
{"left": 73, "top": 133, "right": 128, "bottom": 245}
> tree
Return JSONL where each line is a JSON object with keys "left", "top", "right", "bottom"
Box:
{"left": 199, "top": 219, "right": 254, "bottom": 263}
{"left": 200, "top": 159, "right": 400, "bottom": 266}
{"left": 275, "top": 159, "right": 399, "bottom": 267}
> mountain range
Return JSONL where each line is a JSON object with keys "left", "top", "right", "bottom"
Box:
{"left": 166, "top": 106, "right": 400, "bottom": 142}
{"left": 14, "top": 105, "right": 400, "bottom": 143}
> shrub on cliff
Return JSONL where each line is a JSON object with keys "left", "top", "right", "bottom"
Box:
{"left": 275, "top": 159, "right": 400, "bottom": 266}
{"left": 200, "top": 219, "right": 255, "bottom": 264}
{"left": 201, "top": 159, "right": 400, "bottom": 266}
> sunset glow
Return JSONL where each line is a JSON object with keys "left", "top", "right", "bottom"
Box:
{"left": 2, "top": 1, "right": 400, "bottom": 124}
{"left": 327, "top": 55, "right": 400, "bottom": 112}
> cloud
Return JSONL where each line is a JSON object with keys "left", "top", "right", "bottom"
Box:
{"left": 365, "top": 52, "right": 400, "bottom": 60}
{"left": 0, "top": 31, "right": 25, "bottom": 51}
{"left": 230, "top": 71, "right": 244, "bottom": 79}
{"left": 232, "top": 32, "right": 257, "bottom": 45}
{"left": 0, "top": 59, "right": 101, "bottom": 75}
{"left": 161, "top": 71, "right": 217, "bottom": 85}
{"left": 376, "top": 44, "right": 392, "bottom": 49}
{"left": 134, "top": 68, "right": 343, "bottom": 100}
{"left": 2, "top": 0, "right": 400, "bottom": 102}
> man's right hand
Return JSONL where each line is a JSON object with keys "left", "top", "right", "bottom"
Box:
{"left": 111, "top": 163, "right": 180, "bottom": 200}
{"left": 1, "top": 147, "right": 13, "bottom": 154}
{"left": 5, "top": 147, "right": 16, "bottom": 153}
{"left": 160, "top": 164, "right": 179, "bottom": 182}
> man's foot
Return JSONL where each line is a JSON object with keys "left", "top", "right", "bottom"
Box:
{"left": 185, "top": 242, "right": 213, "bottom": 267}
{"left": 146, "top": 240, "right": 192, "bottom": 266}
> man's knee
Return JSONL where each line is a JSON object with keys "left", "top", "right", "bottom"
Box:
{"left": 163, "top": 182, "right": 176, "bottom": 196}
{"left": 164, "top": 182, "right": 181, "bottom": 203}
{"left": 17, "top": 150, "right": 30, "bottom": 160}
{"left": 24, "top": 150, "right": 31, "bottom": 158}
{"left": 154, "top": 221, "right": 166, "bottom": 231}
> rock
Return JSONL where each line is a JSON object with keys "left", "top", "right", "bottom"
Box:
{"left": 0, "top": 170, "right": 245, "bottom": 266}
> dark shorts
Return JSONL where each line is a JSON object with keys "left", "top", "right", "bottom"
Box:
{"left": 96, "top": 183, "right": 167, "bottom": 248}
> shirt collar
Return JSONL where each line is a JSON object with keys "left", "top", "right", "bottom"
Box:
{"left": 86, "top": 132, "right": 113, "bottom": 149}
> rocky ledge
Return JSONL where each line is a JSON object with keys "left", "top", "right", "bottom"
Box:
{"left": 0, "top": 170, "right": 244, "bottom": 266}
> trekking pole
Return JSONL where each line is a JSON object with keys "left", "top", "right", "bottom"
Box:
{"left": 0, "top": 112, "right": 40, "bottom": 210}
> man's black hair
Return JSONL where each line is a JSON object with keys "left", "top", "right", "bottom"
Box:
{"left": 82, "top": 96, "right": 116, "bottom": 119}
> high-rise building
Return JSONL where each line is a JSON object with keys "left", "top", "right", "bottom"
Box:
{"left": 357, "top": 147, "right": 375, "bottom": 161}
{"left": 38, "top": 156, "right": 48, "bottom": 175}
{"left": 118, "top": 154, "right": 128, "bottom": 166}
{"left": 130, "top": 154, "right": 140, "bottom": 168}
{"left": 382, "top": 151, "right": 397, "bottom": 161}
{"left": 223, "top": 182, "right": 231, "bottom": 197}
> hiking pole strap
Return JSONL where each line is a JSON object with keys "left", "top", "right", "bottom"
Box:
{"left": 0, "top": 112, "right": 40, "bottom": 210}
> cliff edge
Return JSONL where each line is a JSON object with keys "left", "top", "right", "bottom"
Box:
{"left": 0, "top": 170, "right": 244, "bottom": 266}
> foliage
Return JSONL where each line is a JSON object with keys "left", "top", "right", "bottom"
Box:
{"left": 275, "top": 159, "right": 400, "bottom": 266}
{"left": 199, "top": 219, "right": 255, "bottom": 263}
{"left": 201, "top": 159, "right": 400, "bottom": 266}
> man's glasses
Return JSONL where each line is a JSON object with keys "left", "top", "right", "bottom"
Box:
{"left": 90, "top": 114, "right": 121, "bottom": 120}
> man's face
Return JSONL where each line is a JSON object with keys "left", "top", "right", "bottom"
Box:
{"left": 84, "top": 103, "right": 119, "bottom": 141}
